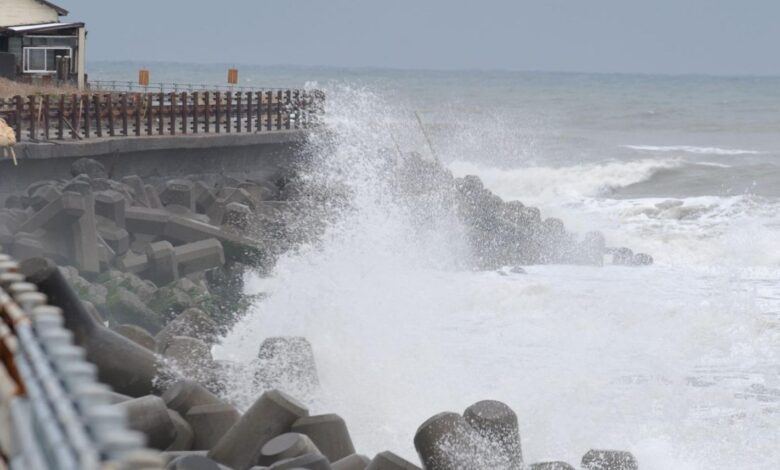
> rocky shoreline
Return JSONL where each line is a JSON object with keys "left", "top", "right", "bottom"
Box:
{"left": 3, "top": 154, "right": 647, "bottom": 469}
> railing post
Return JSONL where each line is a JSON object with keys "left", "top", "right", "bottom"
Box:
{"left": 82, "top": 94, "right": 91, "bottom": 138}
{"left": 93, "top": 94, "right": 103, "bottom": 137}
{"left": 275, "top": 90, "right": 283, "bottom": 130}
{"left": 204, "top": 91, "right": 210, "bottom": 134}
{"left": 235, "top": 92, "right": 242, "bottom": 133}
{"left": 225, "top": 91, "right": 232, "bottom": 133}
{"left": 284, "top": 90, "right": 292, "bottom": 130}
{"left": 70, "top": 93, "right": 79, "bottom": 139}
{"left": 293, "top": 89, "right": 300, "bottom": 130}
{"left": 255, "top": 91, "right": 262, "bottom": 131}
{"left": 215, "top": 92, "right": 222, "bottom": 134}
{"left": 192, "top": 92, "right": 199, "bottom": 134}
{"left": 180, "top": 92, "right": 187, "bottom": 134}
{"left": 121, "top": 93, "right": 129, "bottom": 136}
{"left": 106, "top": 94, "right": 115, "bottom": 137}
{"left": 245, "top": 91, "right": 252, "bottom": 133}
{"left": 134, "top": 94, "right": 141, "bottom": 137}
{"left": 169, "top": 92, "right": 176, "bottom": 135}
{"left": 157, "top": 92, "right": 164, "bottom": 135}
{"left": 146, "top": 94, "right": 153, "bottom": 136}
{"left": 43, "top": 95, "right": 50, "bottom": 140}
{"left": 57, "top": 94, "right": 65, "bottom": 139}
{"left": 265, "top": 91, "right": 272, "bottom": 131}
{"left": 14, "top": 95, "right": 24, "bottom": 142}
{"left": 28, "top": 95, "right": 37, "bottom": 141}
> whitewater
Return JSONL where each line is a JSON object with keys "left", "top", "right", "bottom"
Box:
{"left": 167, "top": 68, "right": 780, "bottom": 470}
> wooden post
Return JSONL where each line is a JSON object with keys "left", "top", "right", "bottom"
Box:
{"left": 204, "top": 92, "right": 211, "bottom": 133}
{"left": 106, "top": 94, "right": 115, "bottom": 137}
{"left": 28, "top": 96, "right": 37, "bottom": 141}
{"left": 168, "top": 92, "right": 176, "bottom": 135}
{"left": 192, "top": 92, "right": 199, "bottom": 134}
{"left": 93, "top": 94, "right": 103, "bottom": 137}
{"left": 215, "top": 92, "right": 222, "bottom": 134}
{"left": 225, "top": 91, "right": 232, "bottom": 134}
{"left": 146, "top": 94, "right": 153, "bottom": 136}
{"left": 245, "top": 91, "right": 253, "bottom": 132}
{"left": 57, "top": 94, "right": 65, "bottom": 139}
{"left": 284, "top": 90, "right": 291, "bottom": 130}
{"left": 235, "top": 92, "right": 242, "bottom": 133}
{"left": 293, "top": 90, "right": 300, "bottom": 130}
{"left": 255, "top": 91, "right": 262, "bottom": 131}
{"left": 70, "top": 94, "right": 78, "bottom": 139}
{"left": 121, "top": 93, "right": 129, "bottom": 136}
{"left": 157, "top": 92, "right": 164, "bottom": 135}
{"left": 43, "top": 95, "right": 50, "bottom": 140}
{"left": 180, "top": 92, "right": 187, "bottom": 134}
{"left": 265, "top": 91, "right": 272, "bottom": 131}
{"left": 134, "top": 94, "right": 141, "bottom": 137}
{"left": 275, "top": 91, "right": 283, "bottom": 130}
{"left": 82, "top": 94, "right": 91, "bottom": 138}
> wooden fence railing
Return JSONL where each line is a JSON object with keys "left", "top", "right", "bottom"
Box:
{"left": 0, "top": 89, "right": 324, "bottom": 142}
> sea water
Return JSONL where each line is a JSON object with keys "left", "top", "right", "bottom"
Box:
{"left": 95, "top": 63, "right": 780, "bottom": 469}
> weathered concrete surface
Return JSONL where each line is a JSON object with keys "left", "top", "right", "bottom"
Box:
{"left": 0, "top": 131, "right": 310, "bottom": 202}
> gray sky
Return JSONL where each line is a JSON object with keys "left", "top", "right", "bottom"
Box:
{"left": 62, "top": 0, "right": 779, "bottom": 76}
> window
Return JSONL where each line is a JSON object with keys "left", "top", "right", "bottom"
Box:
{"left": 22, "top": 47, "right": 72, "bottom": 73}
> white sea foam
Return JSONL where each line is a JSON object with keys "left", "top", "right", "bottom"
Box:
{"left": 449, "top": 158, "right": 681, "bottom": 203}
{"left": 216, "top": 86, "right": 780, "bottom": 470}
{"left": 624, "top": 145, "right": 762, "bottom": 155}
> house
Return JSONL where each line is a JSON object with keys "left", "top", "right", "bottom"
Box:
{"left": 0, "top": 0, "right": 86, "bottom": 88}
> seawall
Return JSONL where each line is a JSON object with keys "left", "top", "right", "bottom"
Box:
{"left": 0, "top": 130, "right": 310, "bottom": 202}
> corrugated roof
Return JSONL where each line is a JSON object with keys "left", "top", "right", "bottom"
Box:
{"left": 6, "top": 22, "right": 83, "bottom": 33}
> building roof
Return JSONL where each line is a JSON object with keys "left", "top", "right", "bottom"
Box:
{"left": 3, "top": 21, "right": 83, "bottom": 33}
{"left": 37, "top": 1, "right": 68, "bottom": 16}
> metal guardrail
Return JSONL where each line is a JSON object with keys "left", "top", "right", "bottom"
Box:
{"left": 0, "top": 254, "right": 163, "bottom": 470}
{"left": 89, "top": 80, "right": 290, "bottom": 94}
{"left": 0, "top": 89, "right": 324, "bottom": 142}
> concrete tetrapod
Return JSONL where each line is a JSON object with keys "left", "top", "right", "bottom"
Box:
{"left": 528, "top": 463, "right": 575, "bottom": 470}
{"left": 162, "top": 380, "right": 224, "bottom": 417}
{"left": 167, "top": 410, "right": 195, "bottom": 451}
{"left": 208, "top": 389, "right": 309, "bottom": 470}
{"left": 365, "top": 451, "right": 421, "bottom": 470}
{"left": 19, "top": 257, "right": 176, "bottom": 397}
{"left": 581, "top": 450, "right": 639, "bottom": 470}
{"left": 258, "top": 432, "right": 322, "bottom": 466}
{"left": 116, "top": 395, "right": 177, "bottom": 450}
{"left": 268, "top": 453, "right": 332, "bottom": 470}
{"left": 463, "top": 400, "right": 523, "bottom": 468}
{"left": 185, "top": 403, "right": 241, "bottom": 451}
{"left": 331, "top": 454, "right": 371, "bottom": 470}
{"left": 413, "top": 412, "right": 478, "bottom": 470}
{"left": 291, "top": 414, "right": 355, "bottom": 463}
{"left": 167, "top": 454, "right": 221, "bottom": 470}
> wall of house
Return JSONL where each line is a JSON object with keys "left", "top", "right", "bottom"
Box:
{"left": 0, "top": 0, "right": 59, "bottom": 27}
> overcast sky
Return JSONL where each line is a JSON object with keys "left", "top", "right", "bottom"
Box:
{"left": 62, "top": 0, "right": 779, "bottom": 76}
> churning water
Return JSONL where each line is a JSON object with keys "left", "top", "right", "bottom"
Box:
{"left": 97, "top": 64, "right": 780, "bottom": 468}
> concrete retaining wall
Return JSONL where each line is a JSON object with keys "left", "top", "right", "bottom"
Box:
{"left": 0, "top": 131, "right": 310, "bottom": 202}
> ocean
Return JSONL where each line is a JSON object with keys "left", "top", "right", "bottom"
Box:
{"left": 93, "top": 63, "right": 780, "bottom": 469}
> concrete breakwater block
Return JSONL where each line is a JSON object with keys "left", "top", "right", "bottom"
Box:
{"left": 113, "top": 323, "right": 158, "bottom": 351}
{"left": 167, "top": 409, "right": 195, "bottom": 451}
{"left": 116, "top": 395, "right": 177, "bottom": 450}
{"left": 164, "top": 336, "right": 214, "bottom": 377}
{"left": 20, "top": 257, "right": 176, "bottom": 397}
{"left": 529, "top": 462, "right": 575, "bottom": 470}
{"left": 331, "top": 454, "right": 371, "bottom": 470}
{"left": 268, "top": 453, "right": 332, "bottom": 470}
{"left": 185, "top": 402, "right": 241, "bottom": 451}
{"left": 463, "top": 399, "right": 523, "bottom": 468}
{"left": 365, "top": 451, "right": 421, "bottom": 470}
{"left": 156, "top": 308, "right": 219, "bottom": 352}
{"left": 167, "top": 454, "right": 222, "bottom": 470}
{"left": 581, "top": 450, "right": 639, "bottom": 470}
{"left": 256, "top": 336, "right": 319, "bottom": 397}
{"left": 291, "top": 414, "right": 355, "bottom": 463}
{"left": 413, "top": 411, "right": 480, "bottom": 470}
{"left": 208, "top": 389, "right": 309, "bottom": 470}
{"left": 163, "top": 380, "right": 224, "bottom": 417}
{"left": 258, "top": 432, "right": 322, "bottom": 466}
